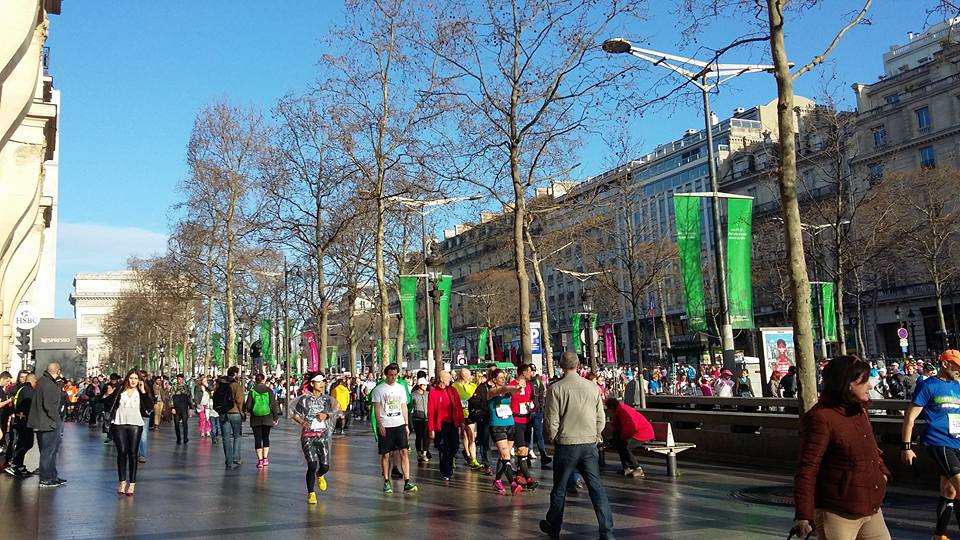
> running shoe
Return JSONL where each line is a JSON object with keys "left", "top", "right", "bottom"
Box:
{"left": 469, "top": 459, "right": 483, "bottom": 470}
{"left": 482, "top": 465, "right": 492, "bottom": 476}
{"left": 318, "top": 475, "right": 327, "bottom": 492}
{"left": 493, "top": 480, "right": 507, "bottom": 495}
{"left": 403, "top": 481, "right": 418, "bottom": 493}
{"left": 525, "top": 477, "right": 539, "bottom": 490}
{"left": 442, "top": 476, "right": 451, "bottom": 482}
{"left": 510, "top": 481, "right": 523, "bottom": 495}
{"left": 383, "top": 480, "right": 394, "bottom": 494}
{"left": 263, "top": 458, "right": 270, "bottom": 467}
{"left": 4, "top": 465, "right": 16, "bottom": 476}
{"left": 307, "top": 492, "right": 317, "bottom": 504}
{"left": 256, "top": 459, "right": 264, "bottom": 469}
{"left": 514, "top": 474, "right": 527, "bottom": 487}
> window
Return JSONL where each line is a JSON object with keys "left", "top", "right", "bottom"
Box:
{"left": 885, "top": 94, "right": 900, "bottom": 105}
{"left": 920, "top": 146, "right": 936, "bottom": 168}
{"left": 916, "top": 107, "right": 931, "bottom": 131}
{"left": 872, "top": 126, "right": 887, "bottom": 147}
{"left": 868, "top": 163, "right": 884, "bottom": 181}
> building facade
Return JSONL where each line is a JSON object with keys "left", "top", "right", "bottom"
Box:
{"left": 0, "top": 1, "right": 61, "bottom": 372}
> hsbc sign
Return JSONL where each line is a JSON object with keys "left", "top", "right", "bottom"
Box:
{"left": 14, "top": 305, "right": 40, "bottom": 330}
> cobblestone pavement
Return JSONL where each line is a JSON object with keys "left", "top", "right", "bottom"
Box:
{"left": 0, "top": 419, "right": 937, "bottom": 539}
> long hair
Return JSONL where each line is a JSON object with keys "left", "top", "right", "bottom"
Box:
{"left": 820, "top": 355, "right": 871, "bottom": 409}
{"left": 122, "top": 369, "right": 140, "bottom": 391}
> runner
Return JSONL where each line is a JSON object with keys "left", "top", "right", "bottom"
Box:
{"left": 509, "top": 363, "right": 539, "bottom": 490}
{"left": 902, "top": 349, "right": 960, "bottom": 540}
{"left": 468, "top": 370, "right": 494, "bottom": 475}
{"left": 292, "top": 373, "right": 340, "bottom": 504}
{"left": 370, "top": 364, "right": 417, "bottom": 494}
{"left": 452, "top": 368, "right": 482, "bottom": 470}
{"left": 487, "top": 368, "right": 523, "bottom": 495}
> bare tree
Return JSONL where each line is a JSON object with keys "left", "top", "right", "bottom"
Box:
{"left": 431, "top": 0, "right": 642, "bottom": 366}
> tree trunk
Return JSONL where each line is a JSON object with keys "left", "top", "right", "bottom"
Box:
{"left": 224, "top": 176, "right": 239, "bottom": 368}
{"left": 631, "top": 302, "right": 647, "bottom": 409}
{"left": 936, "top": 280, "right": 949, "bottom": 350}
{"left": 203, "top": 290, "right": 214, "bottom": 377}
{"left": 524, "top": 226, "right": 553, "bottom": 376}
{"left": 658, "top": 279, "right": 672, "bottom": 350}
{"left": 347, "top": 285, "right": 359, "bottom": 376}
{"left": 375, "top": 195, "right": 390, "bottom": 372}
{"left": 767, "top": 0, "right": 816, "bottom": 414}
{"left": 510, "top": 145, "right": 532, "bottom": 365}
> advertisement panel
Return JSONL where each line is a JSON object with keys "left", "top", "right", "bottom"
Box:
{"left": 760, "top": 327, "right": 795, "bottom": 383}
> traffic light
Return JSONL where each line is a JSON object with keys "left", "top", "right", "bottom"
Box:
{"left": 16, "top": 328, "right": 30, "bottom": 357}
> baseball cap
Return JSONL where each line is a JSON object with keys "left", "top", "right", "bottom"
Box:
{"left": 939, "top": 350, "right": 960, "bottom": 367}
{"left": 416, "top": 377, "right": 429, "bottom": 386}
{"left": 310, "top": 374, "right": 326, "bottom": 383}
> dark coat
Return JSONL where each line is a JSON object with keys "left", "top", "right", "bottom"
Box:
{"left": 793, "top": 402, "right": 890, "bottom": 521}
{"left": 27, "top": 371, "right": 62, "bottom": 432}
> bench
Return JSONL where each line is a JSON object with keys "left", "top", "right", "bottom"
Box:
{"left": 639, "top": 422, "right": 696, "bottom": 477}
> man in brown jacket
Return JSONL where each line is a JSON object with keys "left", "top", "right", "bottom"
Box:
{"left": 540, "top": 352, "right": 613, "bottom": 540}
{"left": 218, "top": 366, "right": 245, "bottom": 469}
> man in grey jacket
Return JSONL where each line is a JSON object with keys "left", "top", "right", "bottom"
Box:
{"left": 28, "top": 362, "right": 65, "bottom": 487}
{"left": 540, "top": 352, "right": 614, "bottom": 540}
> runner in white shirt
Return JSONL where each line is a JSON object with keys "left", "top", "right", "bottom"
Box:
{"left": 370, "top": 364, "right": 417, "bottom": 494}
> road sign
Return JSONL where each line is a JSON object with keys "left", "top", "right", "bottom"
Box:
{"left": 899, "top": 338, "right": 909, "bottom": 348}
{"left": 14, "top": 304, "right": 40, "bottom": 330}
{"left": 897, "top": 327, "right": 909, "bottom": 340}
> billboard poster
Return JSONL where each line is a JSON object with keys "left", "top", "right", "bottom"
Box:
{"left": 760, "top": 327, "right": 795, "bottom": 382}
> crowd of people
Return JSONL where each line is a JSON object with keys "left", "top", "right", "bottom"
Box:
{"left": 0, "top": 352, "right": 655, "bottom": 540}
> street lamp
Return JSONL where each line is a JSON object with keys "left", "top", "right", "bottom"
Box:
{"left": 425, "top": 241, "right": 446, "bottom": 377}
{"left": 908, "top": 308, "right": 917, "bottom": 355}
{"left": 581, "top": 288, "right": 597, "bottom": 372}
{"left": 602, "top": 37, "right": 776, "bottom": 372}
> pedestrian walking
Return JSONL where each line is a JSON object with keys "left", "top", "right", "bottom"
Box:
{"left": 170, "top": 374, "right": 193, "bottom": 445}
{"left": 214, "top": 366, "right": 245, "bottom": 469}
{"left": 427, "top": 371, "right": 463, "bottom": 482}
{"left": 196, "top": 377, "right": 212, "bottom": 438}
{"left": 411, "top": 378, "right": 430, "bottom": 463}
{"left": 29, "top": 362, "right": 65, "bottom": 487}
{"left": 108, "top": 370, "right": 152, "bottom": 496}
{"left": 793, "top": 355, "right": 890, "bottom": 540}
{"left": 245, "top": 373, "right": 279, "bottom": 469}
{"left": 541, "top": 352, "right": 614, "bottom": 540}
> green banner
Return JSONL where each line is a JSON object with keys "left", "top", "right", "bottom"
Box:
{"left": 438, "top": 275, "right": 452, "bottom": 352}
{"left": 399, "top": 276, "right": 420, "bottom": 352}
{"left": 821, "top": 282, "right": 837, "bottom": 342}
{"left": 477, "top": 327, "right": 489, "bottom": 359}
{"left": 260, "top": 320, "right": 272, "bottom": 366}
{"left": 726, "top": 198, "right": 755, "bottom": 329}
{"left": 377, "top": 340, "right": 396, "bottom": 365}
{"left": 176, "top": 344, "right": 184, "bottom": 372}
{"left": 328, "top": 346, "right": 338, "bottom": 370}
{"left": 674, "top": 195, "right": 707, "bottom": 332}
{"left": 572, "top": 313, "right": 582, "bottom": 354}
{"left": 212, "top": 333, "right": 222, "bottom": 367}
{"left": 150, "top": 352, "right": 157, "bottom": 372}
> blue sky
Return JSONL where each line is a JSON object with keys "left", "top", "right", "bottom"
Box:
{"left": 48, "top": 1, "right": 936, "bottom": 317}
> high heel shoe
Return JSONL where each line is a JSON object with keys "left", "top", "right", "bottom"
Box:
{"left": 117, "top": 480, "right": 127, "bottom": 494}
{"left": 126, "top": 483, "right": 136, "bottom": 496}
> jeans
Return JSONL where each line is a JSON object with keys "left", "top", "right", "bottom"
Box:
{"left": 37, "top": 428, "right": 61, "bottom": 482}
{"left": 138, "top": 415, "right": 150, "bottom": 457}
{"left": 412, "top": 417, "right": 429, "bottom": 453}
{"left": 529, "top": 412, "right": 547, "bottom": 456}
{"left": 436, "top": 422, "right": 459, "bottom": 478}
{"left": 210, "top": 415, "right": 221, "bottom": 438}
{"left": 546, "top": 443, "right": 614, "bottom": 540}
{"left": 220, "top": 413, "right": 242, "bottom": 465}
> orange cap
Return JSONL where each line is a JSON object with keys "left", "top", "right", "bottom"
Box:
{"left": 939, "top": 350, "right": 960, "bottom": 366}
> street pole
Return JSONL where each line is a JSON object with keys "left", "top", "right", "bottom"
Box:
{"left": 586, "top": 312, "right": 597, "bottom": 373}
{"left": 432, "top": 285, "right": 443, "bottom": 378}
{"left": 283, "top": 258, "right": 291, "bottom": 417}
{"left": 701, "top": 80, "right": 736, "bottom": 372}
{"left": 421, "top": 212, "right": 435, "bottom": 376}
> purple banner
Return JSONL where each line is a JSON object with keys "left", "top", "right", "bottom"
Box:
{"left": 604, "top": 324, "right": 617, "bottom": 363}
{"left": 304, "top": 330, "right": 320, "bottom": 372}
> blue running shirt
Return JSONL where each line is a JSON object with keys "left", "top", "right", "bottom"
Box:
{"left": 913, "top": 376, "right": 960, "bottom": 448}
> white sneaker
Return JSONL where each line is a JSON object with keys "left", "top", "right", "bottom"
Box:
{"left": 529, "top": 450, "right": 538, "bottom": 460}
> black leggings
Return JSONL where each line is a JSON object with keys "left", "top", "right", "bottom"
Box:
{"left": 412, "top": 417, "right": 428, "bottom": 453}
{"left": 252, "top": 425, "right": 272, "bottom": 449}
{"left": 112, "top": 424, "right": 143, "bottom": 483}
{"left": 306, "top": 459, "right": 330, "bottom": 492}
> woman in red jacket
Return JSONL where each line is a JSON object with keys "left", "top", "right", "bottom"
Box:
{"left": 605, "top": 398, "right": 654, "bottom": 477}
{"left": 428, "top": 371, "right": 464, "bottom": 482}
{"left": 793, "top": 355, "right": 890, "bottom": 539}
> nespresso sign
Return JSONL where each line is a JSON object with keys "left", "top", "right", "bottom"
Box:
{"left": 32, "top": 319, "right": 77, "bottom": 350}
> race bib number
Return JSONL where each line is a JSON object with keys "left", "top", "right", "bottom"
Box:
{"left": 949, "top": 414, "right": 960, "bottom": 437}
{"left": 385, "top": 399, "right": 402, "bottom": 417}
{"left": 520, "top": 402, "right": 532, "bottom": 415}
{"left": 496, "top": 404, "right": 512, "bottom": 419}
{"left": 310, "top": 417, "right": 327, "bottom": 431}
{"left": 460, "top": 399, "right": 469, "bottom": 409}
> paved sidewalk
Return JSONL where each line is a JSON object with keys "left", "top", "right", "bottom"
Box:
{"left": 0, "top": 420, "right": 938, "bottom": 539}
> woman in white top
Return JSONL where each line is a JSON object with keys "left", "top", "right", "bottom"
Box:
{"left": 197, "top": 377, "right": 212, "bottom": 438}
{"left": 108, "top": 370, "right": 151, "bottom": 496}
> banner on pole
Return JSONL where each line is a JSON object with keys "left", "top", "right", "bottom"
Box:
{"left": 399, "top": 276, "right": 420, "bottom": 352}
{"left": 328, "top": 345, "right": 338, "bottom": 370}
{"left": 603, "top": 323, "right": 617, "bottom": 363}
{"left": 304, "top": 330, "right": 319, "bottom": 372}
{"left": 821, "top": 282, "right": 837, "bottom": 343}
{"left": 674, "top": 196, "right": 707, "bottom": 332}
{"left": 726, "top": 198, "right": 755, "bottom": 329}
{"left": 438, "top": 275, "right": 453, "bottom": 352}
{"left": 260, "top": 319, "right": 272, "bottom": 366}
{"left": 477, "top": 327, "right": 489, "bottom": 359}
{"left": 572, "top": 313, "right": 582, "bottom": 354}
